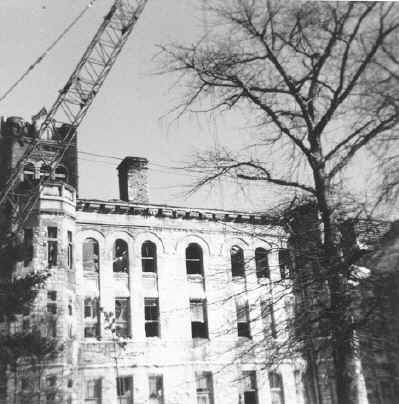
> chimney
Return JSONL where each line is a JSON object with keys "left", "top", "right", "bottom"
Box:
{"left": 117, "top": 157, "right": 149, "bottom": 204}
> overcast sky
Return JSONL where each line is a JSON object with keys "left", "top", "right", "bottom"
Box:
{"left": 0, "top": 0, "right": 284, "bottom": 211}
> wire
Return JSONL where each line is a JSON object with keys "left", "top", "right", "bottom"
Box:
{"left": 0, "top": 0, "right": 98, "bottom": 104}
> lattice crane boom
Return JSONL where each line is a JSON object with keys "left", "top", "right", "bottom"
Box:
{"left": 0, "top": 0, "right": 148, "bottom": 233}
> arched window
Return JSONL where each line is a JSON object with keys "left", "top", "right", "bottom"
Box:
{"left": 278, "top": 249, "right": 292, "bottom": 280}
{"left": 40, "top": 164, "right": 51, "bottom": 180}
{"left": 113, "top": 239, "right": 129, "bottom": 273}
{"left": 269, "top": 372, "right": 285, "bottom": 404}
{"left": 142, "top": 241, "right": 157, "bottom": 273}
{"left": 186, "top": 243, "right": 203, "bottom": 275}
{"left": 255, "top": 247, "right": 270, "bottom": 279}
{"left": 231, "top": 245, "right": 245, "bottom": 277}
{"left": 83, "top": 238, "right": 99, "bottom": 272}
{"left": 55, "top": 165, "right": 68, "bottom": 182}
{"left": 23, "top": 163, "right": 35, "bottom": 182}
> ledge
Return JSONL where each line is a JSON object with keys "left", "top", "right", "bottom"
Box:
{"left": 76, "top": 199, "right": 279, "bottom": 226}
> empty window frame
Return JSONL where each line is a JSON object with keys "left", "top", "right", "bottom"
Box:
{"left": 116, "top": 376, "right": 133, "bottom": 404}
{"left": 186, "top": 243, "right": 203, "bottom": 275}
{"left": 269, "top": 372, "right": 285, "bottom": 404}
{"left": 40, "top": 164, "right": 51, "bottom": 181}
{"left": 54, "top": 165, "right": 67, "bottom": 182}
{"left": 190, "top": 299, "right": 208, "bottom": 339}
{"left": 84, "top": 297, "right": 99, "bottom": 338}
{"left": 145, "top": 298, "right": 160, "bottom": 337}
{"left": 47, "top": 291, "right": 57, "bottom": 314}
{"left": 260, "top": 300, "right": 277, "bottom": 339}
{"left": 23, "top": 228, "right": 33, "bottom": 266}
{"left": 115, "top": 298, "right": 130, "bottom": 337}
{"left": 255, "top": 248, "right": 270, "bottom": 279}
{"left": 142, "top": 241, "right": 157, "bottom": 273}
{"left": 23, "top": 163, "right": 35, "bottom": 182}
{"left": 83, "top": 238, "right": 99, "bottom": 272}
{"left": 278, "top": 249, "right": 292, "bottom": 280}
{"left": 231, "top": 245, "right": 245, "bottom": 277}
{"left": 236, "top": 299, "right": 251, "bottom": 338}
{"left": 195, "top": 372, "right": 214, "bottom": 404}
{"left": 47, "top": 227, "right": 58, "bottom": 268}
{"left": 149, "top": 375, "right": 164, "bottom": 404}
{"left": 85, "top": 379, "right": 102, "bottom": 404}
{"left": 241, "top": 371, "right": 258, "bottom": 404}
{"left": 67, "top": 231, "right": 73, "bottom": 269}
{"left": 113, "top": 239, "right": 129, "bottom": 273}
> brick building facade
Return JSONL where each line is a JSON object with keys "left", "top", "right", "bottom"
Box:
{"left": 0, "top": 117, "right": 303, "bottom": 404}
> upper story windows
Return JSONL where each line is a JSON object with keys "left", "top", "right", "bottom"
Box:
{"left": 186, "top": 243, "right": 203, "bottom": 276}
{"left": 83, "top": 238, "right": 99, "bottom": 273}
{"left": 255, "top": 248, "right": 270, "bottom": 279}
{"left": 47, "top": 227, "right": 58, "bottom": 268}
{"left": 54, "top": 165, "right": 68, "bottom": 182}
{"left": 231, "top": 245, "right": 245, "bottom": 277}
{"left": 142, "top": 241, "right": 157, "bottom": 273}
{"left": 278, "top": 249, "right": 292, "bottom": 280}
{"left": 40, "top": 164, "right": 51, "bottom": 181}
{"left": 23, "top": 163, "right": 35, "bottom": 183}
{"left": 113, "top": 239, "right": 129, "bottom": 273}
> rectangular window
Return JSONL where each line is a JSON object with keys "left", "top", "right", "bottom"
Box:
{"left": 85, "top": 379, "right": 102, "bottom": 404}
{"left": 260, "top": 300, "right": 277, "bottom": 339}
{"left": 145, "top": 298, "right": 160, "bottom": 337}
{"left": 23, "top": 228, "right": 33, "bottom": 266}
{"left": 236, "top": 299, "right": 251, "bottom": 338}
{"left": 269, "top": 372, "right": 285, "bottom": 404}
{"left": 47, "top": 291, "right": 57, "bottom": 314}
{"left": 196, "top": 372, "right": 214, "bottom": 404}
{"left": 241, "top": 371, "right": 258, "bottom": 404}
{"left": 47, "top": 227, "right": 58, "bottom": 268}
{"left": 149, "top": 375, "right": 164, "bottom": 404}
{"left": 278, "top": 249, "right": 292, "bottom": 280}
{"left": 67, "top": 231, "right": 73, "bottom": 269}
{"left": 190, "top": 299, "right": 208, "bottom": 339}
{"left": 84, "top": 297, "right": 99, "bottom": 338}
{"left": 115, "top": 298, "right": 130, "bottom": 337}
{"left": 116, "top": 376, "right": 133, "bottom": 404}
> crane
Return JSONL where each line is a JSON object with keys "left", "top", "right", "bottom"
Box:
{"left": 0, "top": 0, "right": 148, "bottom": 243}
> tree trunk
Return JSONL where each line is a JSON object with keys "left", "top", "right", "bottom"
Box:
{"left": 312, "top": 164, "right": 361, "bottom": 404}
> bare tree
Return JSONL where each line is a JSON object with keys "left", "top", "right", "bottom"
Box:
{"left": 160, "top": 1, "right": 399, "bottom": 403}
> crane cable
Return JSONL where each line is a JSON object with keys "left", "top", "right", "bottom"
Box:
{"left": 0, "top": 0, "right": 98, "bottom": 104}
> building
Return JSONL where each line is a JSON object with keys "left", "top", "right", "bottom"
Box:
{"left": 0, "top": 116, "right": 303, "bottom": 404}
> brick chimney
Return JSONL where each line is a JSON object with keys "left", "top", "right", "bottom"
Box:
{"left": 117, "top": 157, "right": 149, "bottom": 204}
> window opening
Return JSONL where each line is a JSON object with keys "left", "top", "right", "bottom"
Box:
{"left": 149, "top": 375, "right": 164, "bottom": 404}
{"left": 236, "top": 299, "right": 251, "bottom": 338}
{"left": 115, "top": 298, "right": 130, "bottom": 337}
{"left": 142, "top": 241, "right": 157, "bottom": 273}
{"left": 116, "top": 376, "right": 133, "bottom": 404}
{"left": 190, "top": 299, "right": 208, "bottom": 339}
{"left": 84, "top": 297, "right": 99, "bottom": 338}
{"left": 83, "top": 238, "right": 99, "bottom": 272}
{"left": 145, "top": 298, "right": 160, "bottom": 337}
{"left": 186, "top": 243, "right": 203, "bottom": 275}
{"left": 113, "top": 239, "right": 129, "bottom": 273}
{"left": 231, "top": 245, "right": 245, "bottom": 277}
{"left": 255, "top": 248, "right": 270, "bottom": 279}
{"left": 47, "top": 227, "right": 58, "bottom": 268}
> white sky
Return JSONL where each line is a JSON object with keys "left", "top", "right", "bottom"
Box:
{"left": 1, "top": 0, "right": 387, "bottom": 216}
{"left": 0, "top": 0, "right": 281, "bottom": 211}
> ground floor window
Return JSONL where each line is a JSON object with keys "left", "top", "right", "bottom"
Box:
{"left": 196, "top": 372, "right": 214, "bottom": 404}
{"left": 85, "top": 379, "right": 102, "bottom": 404}
{"left": 116, "top": 376, "right": 133, "bottom": 404}
{"left": 149, "top": 375, "right": 164, "bottom": 404}
{"left": 269, "top": 372, "right": 285, "bottom": 404}
{"left": 240, "top": 371, "right": 258, "bottom": 404}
